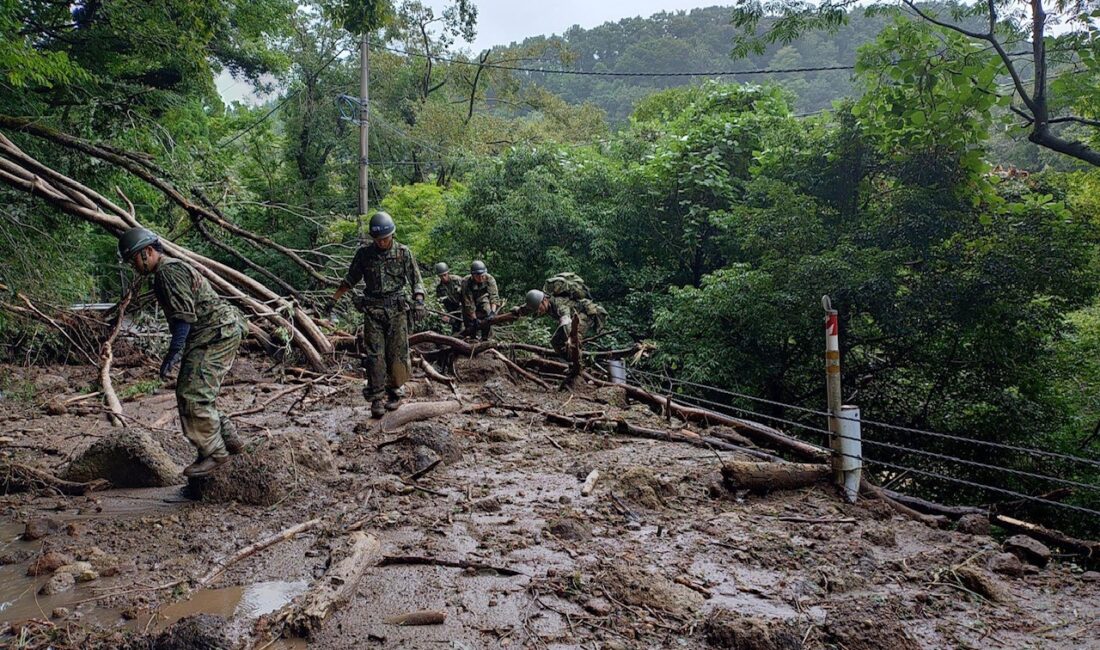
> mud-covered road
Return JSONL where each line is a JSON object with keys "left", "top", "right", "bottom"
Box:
{"left": 2, "top": 356, "right": 1099, "bottom": 649}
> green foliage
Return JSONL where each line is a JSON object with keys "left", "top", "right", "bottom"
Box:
{"left": 380, "top": 182, "right": 464, "bottom": 261}
{"left": 119, "top": 379, "right": 163, "bottom": 400}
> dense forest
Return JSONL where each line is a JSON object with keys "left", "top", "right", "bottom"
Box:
{"left": 1, "top": 0, "right": 1099, "bottom": 533}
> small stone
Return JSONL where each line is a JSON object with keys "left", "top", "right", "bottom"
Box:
{"left": 64, "top": 522, "right": 84, "bottom": 537}
{"left": 55, "top": 561, "right": 96, "bottom": 582}
{"left": 583, "top": 597, "right": 612, "bottom": 616}
{"left": 51, "top": 607, "right": 70, "bottom": 620}
{"left": 27, "top": 551, "right": 73, "bottom": 576}
{"left": 472, "top": 496, "right": 503, "bottom": 512}
{"left": 558, "top": 495, "right": 572, "bottom": 505}
{"left": 40, "top": 571, "right": 75, "bottom": 595}
{"left": 988, "top": 552, "right": 1025, "bottom": 577}
{"left": 45, "top": 401, "right": 68, "bottom": 416}
{"left": 1004, "top": 535, "right": 1051, "bottom": 568}
{"left": 1, "top": 550, "right": 33, "bottom": 565}
{"left": 1080, "top": 571, "right": 1100, "bottom": 583}
{"left": 23, "top": 517, "right": 62, "bottom": 541}
{"left": 955, "top": 514, "right": 991, "bottom": 536}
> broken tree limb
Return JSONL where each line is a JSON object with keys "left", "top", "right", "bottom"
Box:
{"left": 0, "top": 462, "right": 109, "bottom": 496}
{"left": 195, "top": 517, "right": 322, "bottom": 588}
{"left": 99, "top": 287, "right": 133, "bottom": 427}
{"left": 414, "top": 356, "right": 457, "bottom": 394}
{"left": 860, "top": 479, "right": 947, "bottom": 528}
{"left": 581, "top": 469, "right": 600, "bottom": 496}
{"left": 720, "top": 461, "right": 831, "bottom": 494}
{"left": 488, "top": 349, "right": 550, "bottom": 389}
{"left": 378, "top": 555, "right": 524, "bottom": 577}
{"left": 991, "top": 514, "right": 1100, "bottom": 560}
{"left": 228, "top": 377, "right": 327, "bottom": 418}
{"left": 284, "top": 531, "right": 382, "bottom": 637}
{"left": 880, "top": 488, "right": 988, "bottom": 519}
{"left": 384, "top": 610, "right": 446, "bottom": 626}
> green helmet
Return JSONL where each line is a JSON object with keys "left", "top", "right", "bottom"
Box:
{"left": 118, "top": 227, "right": 159, "bottom": 262}
{"left": 525, "top": 289, "right": 546, "bottom": 311}
{"left": 470, "top": 260, "right": 487, "bottom": 276}
{"left": 368, "top": 211, "right": 396, "bottom": 239}
{"left": 434, "top": 262, "right": 449, "bottom": 276}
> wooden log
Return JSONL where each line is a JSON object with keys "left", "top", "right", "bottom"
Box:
{"left": 379, "top": 400, "right": 492, "bottom": 433}
{"left": 720, "top": 461, "right": 831, "bottom": 493}
{"left": 860, "top": 479, "right": 946, "bottom": 528}
{"left": 880, "top": 488, "right": 988, "bottom": 519}
{"left": 285, "top": 531, "right": 382, "bottom": 637}
{"left": 99, "top": 288, "right": 133, "bottom": 427}
{"left": 991, "top": 514, "right": 1100, "bottom": 560}
{"left": 384, "top": 610, "right": 446, "bottom": 626}
{"left": 195, "top": 518, "right": 322, "bottom": 588}
{"left": 0, "top": 462, "right": 109, "bottom": 496}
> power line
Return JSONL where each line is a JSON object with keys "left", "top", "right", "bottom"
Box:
{"left": 219, "top": 48, "right": 348, "bottom": 148}
{"left": 379, "top": 45, "right": 856, "bottom": 77}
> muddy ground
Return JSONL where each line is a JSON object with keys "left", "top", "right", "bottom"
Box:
{"left": 1, "top": 355, "right": 1099, "bottom": 649}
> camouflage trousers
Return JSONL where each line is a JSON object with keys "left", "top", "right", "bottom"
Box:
{"left": 551, "top": 314, "right": 589, "bottom": 359}
{"left": 176, "top": 324, "right": 243, "bottom": 459}
{"left": 362, "top": 305, "right": 411, "bottom": 401}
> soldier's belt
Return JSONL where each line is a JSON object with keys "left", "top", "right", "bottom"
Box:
{"left": 362, "top": 293, "right": 405, "bottom": 308}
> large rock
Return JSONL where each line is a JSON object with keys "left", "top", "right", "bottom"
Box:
{"left": 987, "top": 552, "right": 1025, "bottom": 578}
{"left": 1004, "top": 535, "right": 1051, "bottom": 568}
{"left": 23, "top": 517, "right": 63, "bottom": 541}
{"left": 27, "top": 551, "right": 73, "bottom": 576}
{"left": 63, "top": 428, "right": 182, "bottom": 487}
{"left": 40, "top": 571, "right": 75, "bottom": 595}
{"left": 187, "top": 430, "right": 334, "bottom": 506}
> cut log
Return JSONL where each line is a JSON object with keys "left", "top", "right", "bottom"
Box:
{"left": 380, "top": 400, "right": 492, "bottom": 434}
{"left": 0, "top": 462, "right": 109, "bottom": 496}
{"left": 720, "top": 461, "right": 831, "bottom": 493}
{"left": 384, "top": 610, "right": 446, "bottom": 626}
{"left": 285, "top": 531, "right": 383, "bottom": 637}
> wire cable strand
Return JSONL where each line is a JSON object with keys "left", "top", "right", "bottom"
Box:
{"left": 626, "top": 366, "right": 1100, "bottom": 469}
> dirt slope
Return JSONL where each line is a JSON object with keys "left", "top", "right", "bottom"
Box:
{"left": 1, "top": 357, "right": 1098, "bottom": 649}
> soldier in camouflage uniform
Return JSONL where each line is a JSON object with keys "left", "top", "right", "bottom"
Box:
{"left": 331, "top": 212, "right": 425, "bottom": 418}
{"left": 433, "top": 262, "right": 463, "bottom": 335}
{"left": 117, "top": 227, "right": 247, "bottom": 478}
{"left": 524, "top": 278, "right": 607, "bottom": 359}
{"left": 461, "top": 261, "right": 500, "bottom": 341}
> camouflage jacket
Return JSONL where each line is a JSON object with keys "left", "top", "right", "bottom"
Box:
{"left": 153, "top": 258, "right": 241, "bottom": 348}
{"left": 461, "top": 274, "right": 500, "bottom": 315}
{"left": 343, "top": 241, "right": 425, "bottom": 303}
{"left": 435, "top": 277, "right": 462, "bottom": 313}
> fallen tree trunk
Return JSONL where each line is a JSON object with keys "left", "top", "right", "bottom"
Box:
{"left": 0, "top": 130, "right": 331, "bottom": 370}
{"left": 0, "top": 462, "right": 109, "bottom": 496}
{"left": 284, "top": 531, "right": 382, "bottom": 637}
{"left": 721, "top": 461, "right": 831, "bottom": 493}
{"left": 991, "top": 514, "right": 1100, "bottom": 560}
{"left": 379, "top": 400, "right": 492, "bottom": 433}
{"left": 880, "top": 488, "right": 987, "bottom": 519}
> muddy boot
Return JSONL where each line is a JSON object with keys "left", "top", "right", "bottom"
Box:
{"left": 384, "top": 389, "right": 402, "bottom": 411}
{"left": 182, "top": 455, "right": 229, "bottom": 477}
{"left": 220, "top": 416, "right": 244, "bottom": 455}
{"left": 370, "top": 400, "right": 386, "bottom": 418}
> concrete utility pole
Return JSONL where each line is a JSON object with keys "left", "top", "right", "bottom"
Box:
{"left": 358, "top": 32, "right": 370, "bottom": 230}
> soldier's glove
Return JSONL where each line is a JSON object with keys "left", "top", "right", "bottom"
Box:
{"left": 412, "top": 298, "right": 427, "bottom": 324}
{"left": 160, "top": 319, "right": 190, "bottom": 381}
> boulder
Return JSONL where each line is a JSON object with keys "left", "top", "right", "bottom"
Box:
{"left": 987, "top": 552, "right": 1025, "bottom": 578}
{"left": 23, "top": 516, "right": 63, "bottom": 541}
{"left": 63, "top": 428, "right": 182, "bottom": 487}
{"left": 27, "top": 551, "right": 73, "bottom": 576}
{"left": 1003, "top": 535, "right": 1050, "bottom": 568}
{"left": 955, "top": 514, "right": 991, "bottom": 536}
{"left": 40, "top": 571, "right": 75, "bottom": 595}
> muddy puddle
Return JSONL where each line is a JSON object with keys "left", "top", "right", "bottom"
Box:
{"left": 152, "top": 580, "right": 308, "bottom": 635}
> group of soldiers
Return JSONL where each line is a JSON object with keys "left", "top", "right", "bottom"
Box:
{"left": 113, "top": 210, "right": 605, "bottom": 479}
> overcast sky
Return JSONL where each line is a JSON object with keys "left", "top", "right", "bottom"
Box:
{"left": 217, "top": 1, "right": 728, "bottom": 103}
{"left": 427, "top": 0, "right": 729, "bottom": 52}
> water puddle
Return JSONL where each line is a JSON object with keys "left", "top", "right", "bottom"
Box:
{"left": 153, "top": 580, "right": 309, "bottom": 632}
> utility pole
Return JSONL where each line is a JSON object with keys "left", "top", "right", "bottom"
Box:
{"left": 358, "top": 31, "right": 370, "bottom": 234}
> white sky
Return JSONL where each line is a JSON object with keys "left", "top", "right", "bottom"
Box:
{"left": 217, "top": 1, "right": 729, "bottom": 104}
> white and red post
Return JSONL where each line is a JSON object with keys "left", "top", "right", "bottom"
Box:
{"left": 823, "top": 296, "right": 861, "bottom": 502}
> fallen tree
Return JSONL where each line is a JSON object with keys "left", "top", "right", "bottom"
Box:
{"left": 0, "top": 129, "right": 332, "bottom": 370}
{"left": 282, "top": 531, "right": 382, "bottom": 637}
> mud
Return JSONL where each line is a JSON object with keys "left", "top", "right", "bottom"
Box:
{"left": 63, "top": 428, "right": 182, "bottom": 487}
{"left": 2, "top": 359, "right": 1100, "bottom": 649}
